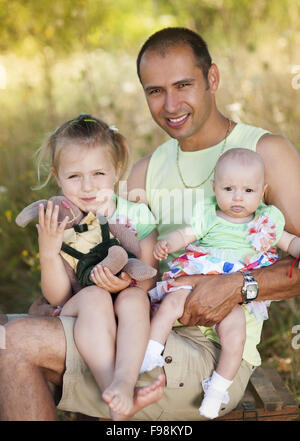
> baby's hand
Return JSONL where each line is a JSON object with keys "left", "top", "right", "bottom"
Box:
{"left": 153, "top": 240, "right": 169, "bottom": 261}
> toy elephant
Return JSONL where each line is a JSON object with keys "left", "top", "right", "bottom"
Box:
{"left": 16, "top": 196, "right": 157, "bottom": 295}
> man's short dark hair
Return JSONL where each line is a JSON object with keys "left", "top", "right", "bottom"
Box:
{"left": 137, "top": 27, "right": 212, "bottom": 83}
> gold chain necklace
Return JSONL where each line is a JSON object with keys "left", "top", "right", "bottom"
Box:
{"left": 176, "top": 119, "right": 232, "bottom": 189}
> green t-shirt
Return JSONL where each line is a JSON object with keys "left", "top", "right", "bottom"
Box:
{"left": 190, "top": 196, "right": 285, "bottom": 260}
{"left": 112, "top": 195, "right": 156, "bottom": 240}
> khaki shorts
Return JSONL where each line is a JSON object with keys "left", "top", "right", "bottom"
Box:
{"left": 57, "top": 316, "right": 256, "bottom": 421}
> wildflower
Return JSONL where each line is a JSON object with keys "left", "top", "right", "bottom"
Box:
{"left": 5, "top": 210, "right": 12, "bottom": 222}
{"left": 22, "top": 250, "right": 29, "bottom": 257}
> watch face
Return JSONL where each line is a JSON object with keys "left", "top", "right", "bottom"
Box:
{"left": 247, "top": 284, "right": 258, "bottom": 299}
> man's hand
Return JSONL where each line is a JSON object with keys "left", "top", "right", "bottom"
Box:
{"left": 177, "top": 272, "right": 243, "bottom": 327}
{"left": 90, "top": 265, "right": 132, "bottom": 293}
{"left": 28, "top": 296, "right": 61, "bottom": 316}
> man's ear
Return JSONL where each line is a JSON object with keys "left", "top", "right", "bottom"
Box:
{"left": 51, "top": 167, "right": 61, "bottom": 187}
{"left": 207, "top": 63, "right": 219, "bottom": 94}
{"left": 262, "top": 183, "right": 268, "bottom": 201}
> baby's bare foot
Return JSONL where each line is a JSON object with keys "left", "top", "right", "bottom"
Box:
{"left": 102, "top": 379, "right": 134, "bottom": 416}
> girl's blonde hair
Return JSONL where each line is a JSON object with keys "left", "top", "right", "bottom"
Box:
{"left": 35, "top": 114, "right": 130, "bottom": 189}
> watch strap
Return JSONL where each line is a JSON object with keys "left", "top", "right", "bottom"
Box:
{"left": 239, "top": 270, "right": 258, "bottom": 303}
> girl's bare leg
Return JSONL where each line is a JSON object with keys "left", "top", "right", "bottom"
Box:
{"left": 102, "top": 286, "right": 150, "bottom": 417}
{"left": 60, "top": 285, "right": 117, "bottom": 393}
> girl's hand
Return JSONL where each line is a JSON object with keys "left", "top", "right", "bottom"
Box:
{"left": 90, "top": 264, "right": 132, "bottom": 293}
{"left": 37, "top": 201, "right": 69, "bottom": 259}
{"left": 153, "top": 240, "right": 169, "bottom": 261}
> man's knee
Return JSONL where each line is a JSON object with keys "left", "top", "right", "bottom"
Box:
{"left": 0, "top": 314, "right": 8, "bottom": 325}
{"left": 1, "top": 316, "right": 66, "bottom": 376}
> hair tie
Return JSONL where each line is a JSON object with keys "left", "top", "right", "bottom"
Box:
{"left": 109, "top": 125, "right": 119, "bottom": 132}
{"left": 288, "top": 253, "right": 300, "bottom": 278}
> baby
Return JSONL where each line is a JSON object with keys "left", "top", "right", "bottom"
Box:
{"left": 141, "top": 148, "right": 300, "bottom": 419}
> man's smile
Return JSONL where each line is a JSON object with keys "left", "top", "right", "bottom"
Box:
{"left": 166, "top": 113, "right": 190, "bottom": 128}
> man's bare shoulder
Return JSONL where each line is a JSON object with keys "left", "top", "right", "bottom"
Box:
{"left": 127, "top": 154, "right": 152, "bottom": 203}
{"left": 256, "top": 132, "right": 300, "bottom": 179}
{"left": 257, "top": 132, "right": 299, "bottom": 158}
{"left": 257, "top": 132, "right": 300, "bottom": 235}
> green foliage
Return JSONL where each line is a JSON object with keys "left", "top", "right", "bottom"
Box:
{"left": 1, "top": 0, "right": 300, "bottom": 56}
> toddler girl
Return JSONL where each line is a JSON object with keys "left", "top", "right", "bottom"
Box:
{"left": 35, "top": 114, "right": 159, "bottom": 420}
{"left": 141, "top": 148, "right": 300, "bottom": 419}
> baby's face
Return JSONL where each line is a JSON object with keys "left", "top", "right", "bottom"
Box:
{"left": 213, "top": 161, "right": 265, "bottom": 220}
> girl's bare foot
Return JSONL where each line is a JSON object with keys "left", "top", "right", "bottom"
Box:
{"left": 107, "top": 374, "right": 166, "bottom": 421}
{"left": 102, "top": 379, "right": 134, "bottom": 416}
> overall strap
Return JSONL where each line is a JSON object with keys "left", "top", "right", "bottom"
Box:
{"left": 61, "top": 242, "right": 85, "bottom": 260}
{"left": 98, "top": 215, "right": 110, "bottom": 243}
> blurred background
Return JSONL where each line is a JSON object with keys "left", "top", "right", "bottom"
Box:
{"left": 0, "top": 0, "right": 299, "bottom": 413}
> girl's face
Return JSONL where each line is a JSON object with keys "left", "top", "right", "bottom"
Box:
{"left": 212, "top": 162, "right": 266, "bottom": 220}
{"left": 52, "top": 142, "right": 120, "bottom": 214}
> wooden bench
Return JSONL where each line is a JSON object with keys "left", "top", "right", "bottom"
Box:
{"left": 217, "top": 367, "right": 299, "bottom": 421}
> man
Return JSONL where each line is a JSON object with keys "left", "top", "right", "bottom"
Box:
{"left": 0, "top": 27, "right": 299, "bottom": 421}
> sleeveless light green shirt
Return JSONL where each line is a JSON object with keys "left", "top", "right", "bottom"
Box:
{"left": 146, "top": 122, "right": 270, "bottom": 366}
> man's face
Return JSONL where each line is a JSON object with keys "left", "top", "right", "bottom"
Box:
{"left": 139, "top": 44, "right": 217, "bottom": 149}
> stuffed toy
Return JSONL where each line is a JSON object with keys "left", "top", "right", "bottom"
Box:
{"left": 16, "top": 196, "right": 157, "bottom": 295}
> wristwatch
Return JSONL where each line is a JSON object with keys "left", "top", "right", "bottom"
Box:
{"left": 239, "top": 270, "right": 259, "bottom": 304}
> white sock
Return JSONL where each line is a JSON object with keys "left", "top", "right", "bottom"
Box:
{"left": 199, "top": 371, "right": 233, "bottom": 419}
{"left": 140, "top": 339, "right": 165, "bottom": 374}
{"left": 210, "top": 371, "right": 233, "bottom": 391}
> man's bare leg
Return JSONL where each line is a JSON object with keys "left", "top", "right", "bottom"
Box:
{"left": 0, "top": 314, "right": 8, "bottom": 325}
{"left": 0, "top": 314, "right": 165, "bottom": 421}
{"left": 0, "top": 316, "right": 66, "bottom": 421}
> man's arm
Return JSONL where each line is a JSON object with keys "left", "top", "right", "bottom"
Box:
{"left": 257, "top": 133, "right": 300, "bottom": 235}
{"left": 179, "top": 257, "right": 300, "bottom": 326}
{"left": 127, "top": 154, "right": 152, "bottom": 204}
